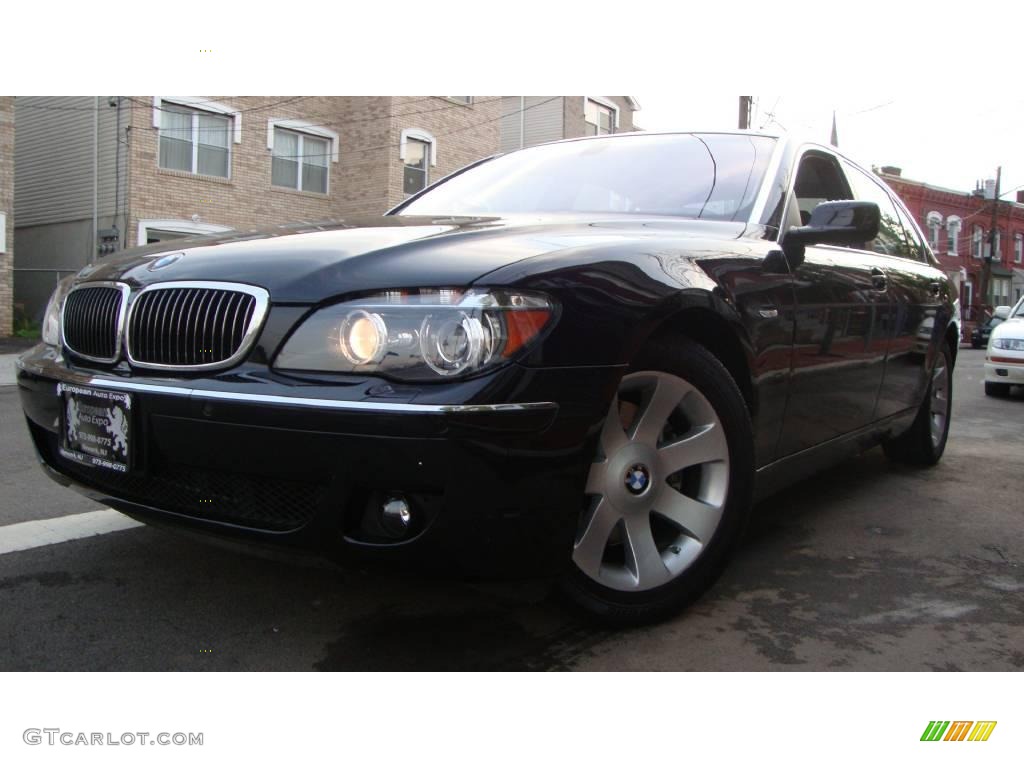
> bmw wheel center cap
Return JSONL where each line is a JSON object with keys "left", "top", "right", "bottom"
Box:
{"left": 624, "top": 464, "right": 651, "bottom": 495}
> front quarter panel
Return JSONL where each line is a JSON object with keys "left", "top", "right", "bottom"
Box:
{"left": 476, "top": 235, "right": 798, "bottom": 468}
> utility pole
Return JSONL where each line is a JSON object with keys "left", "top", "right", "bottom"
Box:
{"left": 981, "top": 166, "right": 1001, "bottom": 316}
{"left": 738, "top": 96, "right": 752, "bottom": 129}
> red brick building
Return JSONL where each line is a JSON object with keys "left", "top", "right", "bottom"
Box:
{"left": 880, "top": 169, "right": 1024, "bottom": 328}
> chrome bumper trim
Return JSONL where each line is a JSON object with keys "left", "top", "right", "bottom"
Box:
{"left": 16, "top": 349, "right": 556, "bottom": 415}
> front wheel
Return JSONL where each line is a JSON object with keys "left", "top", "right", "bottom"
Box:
{"left": 883, "top": 341, "right": 953, "bottom": 465}
{"left": 559, "top": 340, "right": 754, "bottom": 625}
{"left": 985, "top": 381, "right": 1010, "bottom": 397}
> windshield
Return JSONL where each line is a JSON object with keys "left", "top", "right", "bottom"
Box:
{"left": 397, "top": 133, "right": 777, "bottom": 222}
{"left": 1014, "top": 297, "right": 1024, "bottom": 318}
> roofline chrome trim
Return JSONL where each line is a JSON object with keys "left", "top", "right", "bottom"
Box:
{"left": 15, "top": 356, "right": 555, "bottom": 414}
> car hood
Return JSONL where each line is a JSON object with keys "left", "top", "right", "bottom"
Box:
{"left": 74, "top": 215, "right": 747, "bottom": 302}
{"left": 990, "top": 316, "right": 1024, "bottom": 341}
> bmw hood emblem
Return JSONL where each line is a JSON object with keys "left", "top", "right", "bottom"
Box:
{"left": 149, "top": 252, "right": 183, "bottom": 271}
{"left": 624, "top": 464, "right": 651, "bottom": 495}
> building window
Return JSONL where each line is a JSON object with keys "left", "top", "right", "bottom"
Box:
{"left": 271, "top": 128, "right": 329, "bottom": 194}
{"left": 925, "top": 211, "right": 942, "bottom": 250}
{"left": 159, "top": 104, "right": 231, "bottom": 178}
{"left": 403, "top": 139, "right": 430, "bottom": 195}
{"left": 1015, "top": 233, "right": 1023, "bottom": 264}
{"left": 972, "top": 226, "right": 984, "bottom": 259}
{"left": 946, "top": 216, "right": 961, "bottom": 256}
{"left": 399, "top": 128, "right": 436, "bottom": 197}
{"left": 992, "top": 277, "right": 1010, "bottom": 306}
{"left": 988, "top": 229, "right": 1002, "bottom": 261}
{"left": 585, "top": 98, "right": 619, "bottom": 136}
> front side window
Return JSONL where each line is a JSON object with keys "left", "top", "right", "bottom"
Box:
{"left": 584, "top": 99, "right": 616, "bottom": 136}
{"left": 397, "top": 133, "right": 777, "bottom": 221}
{"left": 272, "top": 129, "right": 328, "bottom": 193}
{"left": 402, "top": 138, "right": 430, "bottom": 196}
{"left": 159, "top": 105, "right": 230, "bottom": 178}
{"left": 840, "top": 162, "right": 912, "bottom": 258}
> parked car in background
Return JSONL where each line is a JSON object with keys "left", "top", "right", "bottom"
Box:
{"left": 972, "top": 313, "right": 1006, "bottom": 349}
{"left": 17, "top": 131, "right": 959, "bottom": 624}
{"left": 985, "top": 297, "right": 1024, "bottom": 396}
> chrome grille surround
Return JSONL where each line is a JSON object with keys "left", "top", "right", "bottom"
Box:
{"left": 60, "top": 281, "right": 131, "bottom": 364}
{"left": 124, "top": 281, "right": 270, "bottom": 371}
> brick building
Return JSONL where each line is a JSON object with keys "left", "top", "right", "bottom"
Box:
{"left": 881, "top": 168, "right": 1024, "bottom": 325}
{"left": 0, "top": 97, "right": 13, "bottom": 337}
{"left": 500, "top": 96, "right": 639, "bottom": 152}
{"left": 12, "top": 95, "right": 640, "bottom": 322}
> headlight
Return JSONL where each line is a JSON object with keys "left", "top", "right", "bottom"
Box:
{"left": 992, "top": 337, "right": 1024, "bottom": 351}
{"left": 41, "top": 276, "right": 76, "bottom": 346}
{"left": 275, "top": 288, "right": 555, "bottom": 380}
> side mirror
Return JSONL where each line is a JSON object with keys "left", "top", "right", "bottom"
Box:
{"left": 993, "top": 305, "right": 1011, "bottom": 320}
{"left": 781, "top": 201, "right": 881, "bottom": 265}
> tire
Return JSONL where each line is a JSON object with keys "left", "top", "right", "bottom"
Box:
{"left": 559, "top": 339, "right": 754, "bottom": 626}
{"left": 882, "top": 341, "right": 953, "bottom": 466}
{"left": 985, "top": 381, "right": 1010, "bottom": 397}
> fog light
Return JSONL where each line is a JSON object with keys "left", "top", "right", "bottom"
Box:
{"left": 381, "top": 496, "right": 412, "bottom": 537}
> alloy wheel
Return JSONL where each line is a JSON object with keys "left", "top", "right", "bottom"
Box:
{"left": 573, "top": 371, "right": 730, "bottom": 592}
{"left": 929, "top": 361, "right": 949, "bottom": 448}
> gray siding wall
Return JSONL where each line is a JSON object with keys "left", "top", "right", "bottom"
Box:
{"left": 15, "top": 96, "right": 125, "bottom": 228}
{"left": 500, "top": 97, "right": 564, "bottom": 153}
{"left": 13, "top": 220, "right": 93, "bottom": 321}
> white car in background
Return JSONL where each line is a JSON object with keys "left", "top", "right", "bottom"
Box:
{"left": 985, "top": 297, "right": 1024, "bottom": 396}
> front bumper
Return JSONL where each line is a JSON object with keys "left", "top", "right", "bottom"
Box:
{"left": 984, "top": 354, "right": 1024, "bottom": 385}
{"left": 17, "top": 344, "right": 622, "bottom": 576}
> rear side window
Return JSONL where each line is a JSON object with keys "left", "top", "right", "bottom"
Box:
{"left": 841, "top": 161, "right": 914, "bottom": 258}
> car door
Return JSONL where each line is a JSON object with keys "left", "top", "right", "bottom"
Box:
{"left": 841, "top": 162, "right": 950, "bottom": 418}
{"left": 774, "top": 149, "right": 894, "bottom": 457}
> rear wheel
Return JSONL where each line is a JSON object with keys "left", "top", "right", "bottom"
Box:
{"left": 560, "top": 340, "right": 754, "bottom": 625}
{"left": 883, "top": 341, "right": 953, "bottom": 465}
{"left": 985, "top": 381, "right": 1010, "bottom": 397}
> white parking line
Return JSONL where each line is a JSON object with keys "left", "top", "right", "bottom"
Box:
{"left": 0, "top": 509, "right": 143, "bottom": 556}
{"left": 0, "top": 353, "right": 19, "bottom": 386}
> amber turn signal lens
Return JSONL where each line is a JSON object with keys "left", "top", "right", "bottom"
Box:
{"left": 501, "top": 309, "right": 552, "bottom": 357}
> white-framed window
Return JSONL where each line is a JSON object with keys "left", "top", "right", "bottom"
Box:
{"left": 926, "top": 211, "right": 942, "bottom": 250}
{"left": 265, "top": 119, "right": 339, "bottom": 195}
{"left": 399, "top": 128, "right": 437, "bottom": 196}
{"left": 584, "top": 97, "right": 619, "bottom": 136}
{"left": 946, "top": 215, "right": 961, "bottom": 256}
{"left": 136, "top": 219, "right": 232, "bottom": 246}
{"left": 972, "top": 225, "right": 984, "bottom": 259}
{"left": 154, "top": 97, "right": 240, "bottom": 179}
{"left": 271, "top": 128, "right": 330, "bottom": 194}
{"left": 987, "top": 229, "right": 1002, "bottom": 261}
{"left": 1015, "top": 232, "right": 1023, "bottom": 264}
{"left": 992, "top": 276, "right": 1010, "bottom": 306}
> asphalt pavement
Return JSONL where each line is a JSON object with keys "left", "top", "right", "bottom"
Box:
{"left": 0, "top": 348, "right": 1021, "bottom": 671}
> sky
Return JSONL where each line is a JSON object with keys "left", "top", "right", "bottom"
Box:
{"left": 635, "top": 94, "right": 1024, "bottom": 199}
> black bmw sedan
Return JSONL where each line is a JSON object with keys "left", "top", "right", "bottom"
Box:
{"left": 17, "top": 132, "right": 959, "bottom": 624}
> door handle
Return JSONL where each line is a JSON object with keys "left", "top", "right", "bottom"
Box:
{"left": 870, "top": 268, "right": 887, "bottom": 292}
